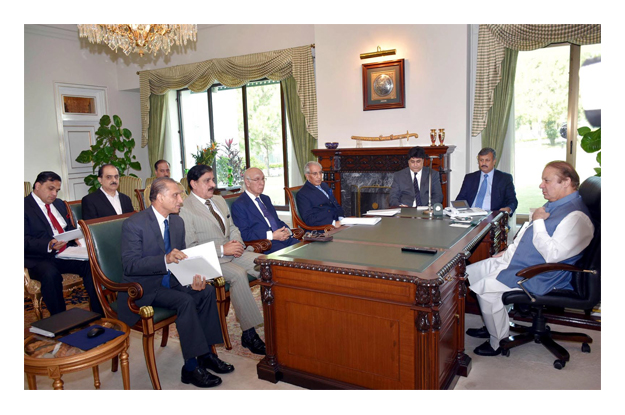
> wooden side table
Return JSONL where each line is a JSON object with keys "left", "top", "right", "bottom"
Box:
{"left": 24, "top": 318, "right": 131, "bottom": 390}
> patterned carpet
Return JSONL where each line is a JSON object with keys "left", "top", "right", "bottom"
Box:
{"left": 24, "top": 285, "right": 265, "bottom": 361}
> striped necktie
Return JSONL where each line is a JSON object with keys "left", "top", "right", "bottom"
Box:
{"left": 206, "top": 199, "right": 226, "bottom": 235}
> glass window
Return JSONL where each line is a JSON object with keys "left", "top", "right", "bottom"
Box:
{"left": 179, "top": 90, "right": 211, "bottom": 172}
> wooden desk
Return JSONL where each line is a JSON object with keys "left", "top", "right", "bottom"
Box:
{"left": 255, "top": 211, "right": 508, "bottom": 389}
{"left": 24, "top": 318, "right": 130, "bottom": 390}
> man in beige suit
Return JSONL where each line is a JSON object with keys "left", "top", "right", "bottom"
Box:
{"left": 179, "top": 164, "right": 266, "bottom": 355}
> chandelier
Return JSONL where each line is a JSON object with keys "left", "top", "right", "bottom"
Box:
{"left": 77, "top": 24, "right": 197, "bottom": 57}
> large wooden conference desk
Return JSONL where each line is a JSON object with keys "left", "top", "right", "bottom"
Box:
{"left": 255, "top": 209, "right": 508, "bottom": 390}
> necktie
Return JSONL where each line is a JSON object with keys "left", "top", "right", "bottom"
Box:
{"left": 474, "top": 174, "right": 489, "bottom": 209}
{"left": 46, "top": 204, "right": 66, "bottom": 253}
{"left": 162, "top": 219, "right": 172, "bottom": 288}
{"left": 256, "top": 197, "right": 279, "bottom": 231}
{"left": 414, "top": 173, "right": 422, "bottom": 206}
{"left": 316, "top": 185, "right": 329, "bottom": 199}
{"left": 206, "top": 200, "right": 226, "bottom": 235}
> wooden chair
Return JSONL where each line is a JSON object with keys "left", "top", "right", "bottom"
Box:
{"left": 134, "top": 188, "right": 146, "bottom": 210}
{"left": 285, "top": 186, "right": 335, "bottom": 232}
{"left": 118, "top": 176, "right": 142, "bottom": 212}
{"left": 144, "top": 176, "right": 156, "bottom": 189}
{"left": 24, "top": 181, "right": 32, "bottom": 197}
{"left": 80, "top": 213, "right": 228, "bottom": 389}
{"left": 24, "top": 200, "right": 85, "bottom": 320}
{"left": 180, "top": 177, "right": 190, "bottom": 194}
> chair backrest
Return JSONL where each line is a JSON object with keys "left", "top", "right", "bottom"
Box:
{"left": 222, "top": 193, "right": 240, "bottom": 211}
{"left": 119, "top": 176, "right": 142, "bottom": 211}
{"left": 570, "top": 176, "right": 601, "bottom": 305}
{"left": 24, "top": 181, "right": 32, "bottom": 197}
{"left": 285, "top": 185, "right": 306, "bottom": 229}
{"left": 180, "top": 177, "right": 190, "bottom": 194}
{"left": 135, "top": 188, "right": 146, "bottom": 210}
{"left": 144, "top": 176, "right": 156, "bottom": 189}
{"left": 64, "top": 200, "right": 83, "bottom": 227}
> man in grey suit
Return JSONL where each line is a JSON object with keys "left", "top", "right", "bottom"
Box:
{"left": 120, "top": 177, "right": 233, "bottom": 388}
{"left": 389, "top": 146, "right": 443, "bottom": 207}
{"left": 179, "top": 164, "right": 266, "bottom": 355}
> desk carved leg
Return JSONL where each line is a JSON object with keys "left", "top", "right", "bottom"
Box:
{"left": 120, "top": 344, "right": 131, "bottom": 390}
{"left": 257, "top": 278, "right": 281, "bottom": 383}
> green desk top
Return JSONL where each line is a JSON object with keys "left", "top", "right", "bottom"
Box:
{"left": 334, "top": 217, "right": 474, "bottom": 249}
{"left": 277, "top": 240, "right": 442, "bottom": 273}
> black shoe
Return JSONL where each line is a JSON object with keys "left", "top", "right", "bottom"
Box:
{"left": 466, "top": 326, "right": 490, "bottom": 339}
{"left": 181, "top": 366, "right": 222, "bottom": 388}
{"left": 473, "top": 341, "right": 501, "bottom": 356}
{"left": 198, "top": 353, "right": 235, "bottom": 374}
{"left": 242, "top": 333, "right": 266, "bottom": 355}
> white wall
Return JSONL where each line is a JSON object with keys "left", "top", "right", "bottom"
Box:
{"left": 315, "top": 24, "right": 469, "bottom": 198}
{"left": 24, "top": 25, "right": 148, "bottom": 199}
{"left": 25, "top": 24, "right": 471, "bottom": 199}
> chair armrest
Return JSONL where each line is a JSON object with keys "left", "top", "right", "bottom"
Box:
{"left": 291, "top": 228, "right": 305, "bottom": 240}
{"left": 245, "top": 239, "right": 272, "bottom": 253}
{"left": 516, "top": 263, "right": 591, "bottom": 279}
{"left": 299, "top": 224, "right": 335, "bottom": 233}
{"left": 97, "top": 278, "right": 145, "bottom": 314}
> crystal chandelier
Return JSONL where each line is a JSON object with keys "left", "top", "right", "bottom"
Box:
{"left": 77, "top": 24, "right": 197, "bottom": 57}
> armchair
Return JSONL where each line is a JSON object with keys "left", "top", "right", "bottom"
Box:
{"left": 285, "top": 186, "right": 334, "bottom": 233}
{"left": 118, "top": 176, "right": 142, "bottom": 211}
{"left": 499, "top": 176, "right": 601, "bottom": 369}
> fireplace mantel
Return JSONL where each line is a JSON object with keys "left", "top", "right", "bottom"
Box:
{"left": 312, "top": 146, "right": 455, "bottom": 209}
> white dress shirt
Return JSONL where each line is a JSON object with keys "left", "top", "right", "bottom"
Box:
{"left": 411, "top": 170, "right": 423, "bottom": 207}
{"left": 151, "top": 206, "right": 171, "bottom": 267}
{"left": 101, "top": 187, "right": 123, "bottom": 215}
{"left": 245, "top": 190, "right": 274, "bottom": 240}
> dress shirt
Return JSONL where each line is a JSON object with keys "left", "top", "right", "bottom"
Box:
{"left": 472, "top": 171, "right": 493, "bottom": 210}
{"left": 32, "top": 192, "right": 68, "bottom": 252}
{"left": 100, "top": 187, "right": 123, "bottom": 215}
{"left": 411, "top": 170, "right": 423, "bottom": 207}
{"left": 151, "top": 206, "right": 171, "bottom": 267}
{"left": 245, "top": 190, "right": 274, "bottom": 240}
{"left": 190, "top": 191, "right": 227, "bottom": 257}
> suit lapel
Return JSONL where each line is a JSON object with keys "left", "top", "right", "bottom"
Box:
{"left": 26, "top": 194, "right": 54, "bottom": 237}
{"left": 146, "top": 207, "right": 166, "bottom": 253}
{"left": 245, "top": 193, "right": 267, "bottom": 223}
{"left": 189, "top": 192, "right": 224, "bottom": 233}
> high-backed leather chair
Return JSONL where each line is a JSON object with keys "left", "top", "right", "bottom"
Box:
{"left": 24, "top": 181, "right": 32, "bottom": 197}
{"left": 499, "top": 176, "right": 601, "bottom": 369}
{"left": 285, "top": 186, "right": 334, "bottom": 233}
{"left": 118, "top": 176, "right": 142, "bottom": 211}
{"left": 65, "top": 200, "right": 83, "bottom": 225}
{"left": 80, "top": 213, "right": 228, "bottom": 389}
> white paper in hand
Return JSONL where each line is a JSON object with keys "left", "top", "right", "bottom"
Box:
{"left": 166, "top": 241, "right": 223, "bottom": 286}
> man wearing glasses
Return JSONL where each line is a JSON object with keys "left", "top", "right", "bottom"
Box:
{"left": 231, "top": 168, "right": 299, "bottom": 254}
{"left": 296, "top": 161, "right": 345, "bottom": 228}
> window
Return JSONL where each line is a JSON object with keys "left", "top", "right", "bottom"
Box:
{"left": 513, "top": 43, "right": 601, "bottom": 214}
{"left": 177, "top": 80, "right": 291, "bottom": 208}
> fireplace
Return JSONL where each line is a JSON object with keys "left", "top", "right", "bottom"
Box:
{"left": 312, "top": 146, "right": 455, "bottom": 215}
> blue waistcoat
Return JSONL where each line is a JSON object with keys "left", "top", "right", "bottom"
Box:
{"left": 496, "top": 191, "right": 591, "bottom": 295}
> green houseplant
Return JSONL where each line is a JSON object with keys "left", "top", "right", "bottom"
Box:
{"left": 578, "top": 126, "right": 601, "bottom": 176}
{"left": 76, "top": 114, "right": 142, "bottom": 193}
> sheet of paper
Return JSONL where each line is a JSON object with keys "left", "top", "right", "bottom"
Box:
{"left": 56, "top": 246, "right": 89, "bottom": 261}
{"left": 341, "top": 217, "right": 382, "bottom": 225}
{"left": 54, "top": 228, "right": 83, "bottom": 242}
{"left": 364, "top": 208, "right": 401, "bottom": 217}
{"left": 166, "top": 241, "right": 223, "bottom": 286}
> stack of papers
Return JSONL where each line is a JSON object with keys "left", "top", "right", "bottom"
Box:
{"left": 166, "top": 241, "right": 223, "bottom": 286}
{"left": 364, "top": 208, "right": 401, "bottom": 217}
{"left": 341, "top": 217, "right": 382, "bottom": 226}
{"left": 56, "top": 246, "right": 89, "bottom": 261}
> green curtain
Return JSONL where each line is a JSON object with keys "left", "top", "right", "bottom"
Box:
{"left": 282, "top": 76, "right": 316, "bottom": 182}
{"left": 147, "top": 94, "right": 168, "bottom": 174}
{"left": 481, "top": 48, "right": 518, "bottom": 168}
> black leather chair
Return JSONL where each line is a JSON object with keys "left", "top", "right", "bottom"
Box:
{"left": 499, "top": 176, "right": 601, "bottom": 369}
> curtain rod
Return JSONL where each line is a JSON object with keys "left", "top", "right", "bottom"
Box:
{"left": 137, "top": 44, "right": 316, "bottom": 75}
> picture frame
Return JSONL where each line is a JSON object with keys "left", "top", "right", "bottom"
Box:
{"left": 362, "top": 59, "right": 405, "bottom": 111}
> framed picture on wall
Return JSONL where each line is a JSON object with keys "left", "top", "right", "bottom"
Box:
{"left": 362, "top": 59, "right": 405, "bottom": 111}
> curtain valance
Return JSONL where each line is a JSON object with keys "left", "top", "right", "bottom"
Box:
{"left": 139, "top": 45, "right": 317, "bottom": 146}
{"left": 472, "top": 24, "right": 601, "bottom": 137}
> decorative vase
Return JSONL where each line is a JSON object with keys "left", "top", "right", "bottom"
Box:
{"left": 227, "top": 166, "right": 234, "bottom": 187}
{"left": 438, "top": 129, "right": 445, "bottom": 146}
{"left": 430, "top": 129, "right": 437, "bottom": 146}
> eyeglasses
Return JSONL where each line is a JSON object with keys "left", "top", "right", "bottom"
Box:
{"left": 307, "top": 172, "right": 323, "bottom": 176}
{"left": 247, "top": 177, "right": 267, "bottom": 182}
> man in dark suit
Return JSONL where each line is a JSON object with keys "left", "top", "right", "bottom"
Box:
{"left": 296, "top": 161, "right": 345, "bottom": 228}
{"left": 81, "top": 164, "right": 135, "bottom": 220}
{"left": 389, "top": 146, "right": 443, "bottom": 207}
{"left": 455, "top": 148, "right": 518, "bottom": 214}
{"left": 24, "top": 171, "right": 103, "bottom": 316}
{"left": 119, "top": 177, "right": 233, "bottom": 388}
{"left": 232, "top": 167, "right": 299, "bottom": 254}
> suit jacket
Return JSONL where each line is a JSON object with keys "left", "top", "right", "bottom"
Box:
{"left": 231, "top": 192, "right": 297, "bottom": 254}
{"left": 389, "top": 167, "right": 443, "bottom": 207}
{"left": 24, "top": 194, "right": 76, "bottom": 269}
{"left": 118, "top": 207, "right": 186, "bottom": 326}
{"left": 456, "top": 169, "right": 518, "bottom": 213}
{"left": 296, "top": 181, "right": 345, "bottom": 227}
{"left": 81, "top": 189, "right": 134, "bottom": 220}
{"left": 179, "top": 193, "right": 253, "bottom": 262}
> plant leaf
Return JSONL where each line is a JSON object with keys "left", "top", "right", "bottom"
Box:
{"left": 99, "top": 115, "right": 111, "bottom": 127}
{"left": 122, "top": 128, "right": 132, "bottom": 139}
{"left": 129, "top": 161, "right": 142, "bottom": 171}
{"left": 577, "top": 126, "right": 591, "bottom": 136}
{"left": 594, "top": 167, "right": 601, "bottom": 176}
{"left": 113, "top": 115, "right": 122, "bottom": 128}
{"left": 580, "top": 128, "right": 601, "bottom": 153}
{"left": 75, "top": 150, "right": 92, "bottom": 163}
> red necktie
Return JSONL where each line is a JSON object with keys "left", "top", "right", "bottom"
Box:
{"left": 46, "top": 204, "right": 66, "bottom": 253}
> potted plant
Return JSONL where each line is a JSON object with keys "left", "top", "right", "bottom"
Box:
{"left": 578, "top": 126, "right": 601, "bottom": 176}
{"left": 76, "top": 114, "right": 142, "bottom": 193}
{"left": 192, "top": 142, "right": 219, "bottom": 166}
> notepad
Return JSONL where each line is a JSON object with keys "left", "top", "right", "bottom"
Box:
{"left": 341, "top": 217, "right": 382, "bottom": 226}
{"left": 364, "top": 208, "right": 401, "bottom": 217}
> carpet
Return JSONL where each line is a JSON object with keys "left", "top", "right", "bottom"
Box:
{"left": 24, "top": 285, "right": 265, "bottom": 361}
